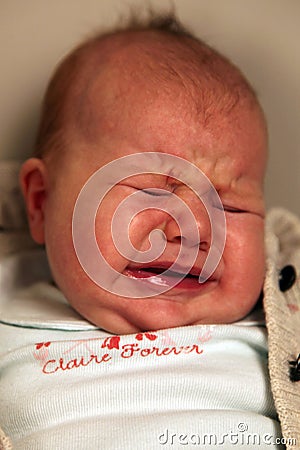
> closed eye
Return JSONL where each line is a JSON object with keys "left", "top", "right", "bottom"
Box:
{"left": 212, "top": 203, "right": 246, "bottom": 213}
{"left": 141, "top": 189, "right": 172, "bottom": 197}
{"left": 223, "top": 206, "right": 265, "bottom": 218}
{"left": 223, "top": 206, "right": 248, "bottom": 213}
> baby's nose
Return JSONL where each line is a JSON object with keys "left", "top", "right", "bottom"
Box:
{"left": 163, "top": 188, "right": 211, "bottom": 250}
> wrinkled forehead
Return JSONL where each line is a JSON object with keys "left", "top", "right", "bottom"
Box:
{"left": 69, "top": 30, "right": 262, "bottom": 134}
{"left": 58, "top": 30, "right": 267, "bottom": 186}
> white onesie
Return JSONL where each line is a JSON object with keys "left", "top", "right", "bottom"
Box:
{"left": 0, "top": 249, "right": 283, "bottom": 449}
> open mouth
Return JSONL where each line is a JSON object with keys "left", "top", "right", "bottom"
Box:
{"left": 131, "top": 267, "right": 199, "bottom": 279}
{"left": 123, "top": 265, "right": 214, "bottom": 291}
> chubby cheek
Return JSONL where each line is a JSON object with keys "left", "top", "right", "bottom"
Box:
{"left": 43, "top": 178, "right": 98, "bottom": 296}
{"left": 44, "top": 206, "right": 82, "bottom": 293}
{"left": 221, "top": 216, "right": 265, "bottom": 316}
{"left": 94, "top": 189, "right": 170, "bottom": 270}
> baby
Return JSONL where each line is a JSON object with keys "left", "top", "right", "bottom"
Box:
{"left": 1, "top": 13, "right": 299, "bottom": 450}
{"left": 20, "top": 15, "right": 267, "bottom": 336}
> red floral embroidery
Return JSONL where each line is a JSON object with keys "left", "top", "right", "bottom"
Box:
{"left": 135, "top": 332, "right": 157, "bottom": 341}
{"left": 101, "top": 336, "right": 120, "bottom": 350}
{"left": 35, "top": 342, "right": 51, "bottom": 350}
{"left": 197, "top": 330, "right": 213, "bottom": 343}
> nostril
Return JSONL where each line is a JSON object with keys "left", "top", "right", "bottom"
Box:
{"left": 199, "top": 240, "right": 210, "bottom": 251}
{"left": 173, "top": 235, "right": 182, "bottom": 243}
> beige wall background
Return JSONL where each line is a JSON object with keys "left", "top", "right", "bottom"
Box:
{"left": 1, "top": 0, "right": 299, "bottom": 215}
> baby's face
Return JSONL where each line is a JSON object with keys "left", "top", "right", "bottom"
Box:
{"left": 22, "top": 38, "right": 268, "bottom": 334}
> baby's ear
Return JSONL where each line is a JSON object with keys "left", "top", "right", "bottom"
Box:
{"left": 19, "top": 158, "right": 48, "bottom": 244}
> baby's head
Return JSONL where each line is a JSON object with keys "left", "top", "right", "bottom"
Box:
{"left": 20, "top": 15, "right": 268, "bottom": 334}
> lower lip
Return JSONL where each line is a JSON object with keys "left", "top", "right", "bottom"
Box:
{"left": 123, "top": 269, "right": 215, "bottom": 291}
